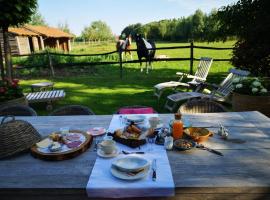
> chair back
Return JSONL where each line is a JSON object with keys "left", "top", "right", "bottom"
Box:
{"left": 50, "top": 105, "right": 95, "bottom": 116}
{"left": 192, "top": 57, "right": 213, "bottom": 83}
{"left": 179, "top": 99, "right": 227, "bottom": 114}
{"left": 212, "top": 68, "right": 250, "bottom": 100}
{"left": 0, "top": 105, "right": 37, "bottom": 116}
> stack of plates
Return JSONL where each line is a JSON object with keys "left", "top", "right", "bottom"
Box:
{"left": 111, "top": 156, "right": 150, "bottom": 180}
{"left": 125, "top": 115, "right": 146, "bottom": 124}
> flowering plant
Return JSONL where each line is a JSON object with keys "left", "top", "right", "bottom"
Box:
{"left": 232, "top": 77, "right": 269, "bottom": 96}
{"left": 0, "top": 79, "right": 24, "bottom": 102}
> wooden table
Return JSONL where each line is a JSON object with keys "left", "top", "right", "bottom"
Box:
{"left": 0, "top": 111, "right": 269, "bottom": 200}
{"left": 30, "top": 82, "right": 54, "bottom": 92}
{"left": 26, "top": 90, "right": 65, "bottom": 110}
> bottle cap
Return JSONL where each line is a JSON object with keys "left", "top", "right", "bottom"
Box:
{"left": 174, "top": 113, "right": 182, "bottom": 120}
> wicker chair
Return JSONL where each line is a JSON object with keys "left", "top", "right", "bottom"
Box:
{"left": 50, "top": 105, "right": 95, "bottom": 116}
{"left": 115, "top": 105, "right": 157, "bottom": 114}
{"left": 0, "top": 105, "right": 37, "bottom": 116}
{"left": 178, "top": 99, "right": 227, "bottom": 114}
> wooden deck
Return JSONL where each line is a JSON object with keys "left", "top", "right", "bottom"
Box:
{"left": 0, "top": 111, "right": 269, "bottom": 200}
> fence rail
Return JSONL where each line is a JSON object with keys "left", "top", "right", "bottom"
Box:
{"left": 12, "top": 42, "right": 233, "bottom": 78}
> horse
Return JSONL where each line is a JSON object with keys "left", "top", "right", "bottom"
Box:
{"left": 135, "top": 34, "right": 156, "bottom": 74}
{"left": 116, "top": 35, "right": 133, "bottom": 61}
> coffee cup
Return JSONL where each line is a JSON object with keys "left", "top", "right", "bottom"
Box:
{"left": 149, "top": 117, "right": 161, "bottom": 128}
{"left": 98, "top": 140, "right": 116, "bottom": 154}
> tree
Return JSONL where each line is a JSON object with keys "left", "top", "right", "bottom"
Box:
{"left": 217, "top": 0, "right": 270, "bottom": 76}
{"left": 58, "top": 21, "right": 72, "bottom": 34}
{"left": 29, "top": 10, "right": 47, "bottom": 26}
{"left": 81, "top": 20, "right": 113, "bottom": 41}
{"left": 0, "top": 0, "right": 37, "bottom": 80}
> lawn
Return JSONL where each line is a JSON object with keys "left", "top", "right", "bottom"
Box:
{"left": 19, "top": 41, "right": 235, "bottom": 115}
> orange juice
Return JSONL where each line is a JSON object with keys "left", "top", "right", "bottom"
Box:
{"left": 172, "top": 113, "right": 183, "bottom": 140}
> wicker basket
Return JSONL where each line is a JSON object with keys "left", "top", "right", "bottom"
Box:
{"left": 0, "top": 96, "right": 28, "bottom": 108}
{"left": 108, "top": 132, "right": 146, "bottom": 148}
{"left": 0, "top": 116, "right": 42, "bottom": 159}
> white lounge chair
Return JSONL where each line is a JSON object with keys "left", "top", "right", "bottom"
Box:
{"left": 154, "top": 57, "right": 213, "bottom": 100}
{"left": 164, "top": 68, "right": 250, "bottom": 112}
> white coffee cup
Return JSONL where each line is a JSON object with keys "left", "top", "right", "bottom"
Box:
{"left": 98, "top": 140, "right": 116, "bottom": 154}
{"left": 149, "top": 117, "right": 161, "bottom": 128}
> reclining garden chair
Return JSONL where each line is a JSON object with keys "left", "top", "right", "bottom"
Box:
{"left": 164, "top": 68, "right": 250, "bottom": 112}
{"left": 154, "top": 57, "right": 213, "bottom": 100}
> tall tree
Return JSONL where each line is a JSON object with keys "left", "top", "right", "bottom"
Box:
{"left": 217, "top": 0, "right": 270, "bottom": 76}
{"left": 58, "top": 21, "right": 72, "bottom": 34}
{"left": 29, "top": 10, "right": 47, "bottom": 26}
{"left": 81, "top": 20, "right": 113, "bottom": 41}
{"left": 0, "top": 0, "right": 37, "bottom": 80}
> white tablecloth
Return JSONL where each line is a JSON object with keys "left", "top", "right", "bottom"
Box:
{"left": 86, "top": 114, "right": 175, "bottom": 198}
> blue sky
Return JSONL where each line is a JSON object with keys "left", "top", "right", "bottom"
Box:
{"left": 38, "top": 0, "right": 238, "bottom": 36}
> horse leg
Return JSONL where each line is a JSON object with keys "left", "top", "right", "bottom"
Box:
{"left": 146, "top": 60, "right": 149, "bottom": 74}
{"left": 139, "top": 58, "right": 143, "bottom": 72}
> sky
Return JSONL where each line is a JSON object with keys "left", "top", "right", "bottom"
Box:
{"left": 38, "top": 0, "right": 238, "bottom": 36}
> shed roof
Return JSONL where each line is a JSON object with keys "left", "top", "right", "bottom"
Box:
{"left": 8, "top": 27, "right": 39, "bottom": 36}
{"left": 25, "top": 25, "right": 73, "bottom": 38}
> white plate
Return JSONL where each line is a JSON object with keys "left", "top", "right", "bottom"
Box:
{"left": 112, "top": 156, "right": 150, "bottom": 172}
{"left": 97, "top": 148, "right": 119, "bottom": 158}
{"left": 87, "top": 127, "right": 106, "bottom": 136}
{"left": 111, "top": 165, "right": 150, "bottom": 180}
{"left": 126, "top": 115, "right": 146, "bottom": 123}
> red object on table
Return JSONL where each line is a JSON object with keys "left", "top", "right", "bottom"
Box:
{"left": 118, "top": 107, "right": 155, "bottom": 114}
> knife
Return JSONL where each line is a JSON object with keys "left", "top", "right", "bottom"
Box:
{"left": 197, "top": 144, "right": 223, "bottom": 156}
{"left": 152, "top": 159, "right": 157, "bottom": 181}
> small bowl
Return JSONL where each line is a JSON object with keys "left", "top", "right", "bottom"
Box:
{"left": 184, "top": 127, "right": 213, "bottom": 143}
{"left": 173, "top": 139, "right": 196, "bottom": 151}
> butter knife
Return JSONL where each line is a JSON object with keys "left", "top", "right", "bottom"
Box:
{"left": 152, "top": 159, "right": 157, "bottom": 181}
{"left": 197, "top": 144, "right": 223, "bottom": 156}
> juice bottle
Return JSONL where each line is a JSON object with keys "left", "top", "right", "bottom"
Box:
{"left": 172, "top": 113, "right": 183, "bottom": 140}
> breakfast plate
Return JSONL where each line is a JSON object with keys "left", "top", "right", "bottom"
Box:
{"left": 31, "top": 130, "right": 92, "bottom": 161}
{"left": 125, "top": 115, "right": 146, "bottom": 124}
{"left": 87, "top": 127, "right": 106, "bottom": 136}
{"left": 110, "top": 165, "right": 150, "bottom": 180}
{"left": 112, "top": 156, "right": 150, "bottom": 172}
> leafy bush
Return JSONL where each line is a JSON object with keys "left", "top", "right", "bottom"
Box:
{"left": 217, "top": 0, "right": 270, "bottom": 76}
{"left": 232, "top": 77, "right": 268, "bottom": 96}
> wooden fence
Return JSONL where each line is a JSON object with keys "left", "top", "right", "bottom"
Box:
{"left": 13, "top": 42, "right": 233, "bottom": 78}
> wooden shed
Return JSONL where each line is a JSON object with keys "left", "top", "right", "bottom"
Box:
{"left": 0, "top": 25, "right": 73, "bottom": 55}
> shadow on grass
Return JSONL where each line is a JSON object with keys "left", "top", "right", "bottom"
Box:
{"left": 21, "top": 63, "right": 232, "bottom": 115}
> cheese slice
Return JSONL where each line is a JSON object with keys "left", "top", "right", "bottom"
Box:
{"left": 36, "top": 138, "right": 52, "bottom": 148}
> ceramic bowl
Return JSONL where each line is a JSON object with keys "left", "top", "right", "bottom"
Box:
{"left": 112, "top": 156, "right": 150, "bottom": 172}
{"left": 173, "top": 139, "right": 196, "bottom": 151}
{"left": 184, "top": 127, "right": 213, "bottom": 143}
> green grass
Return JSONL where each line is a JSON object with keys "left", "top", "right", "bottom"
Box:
{"left": 19, "top": 41, "right": 235, "bottom": 115}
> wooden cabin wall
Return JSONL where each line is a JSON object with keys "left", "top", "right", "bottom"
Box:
{"left": 44, "top": 38, "right": 57, "bottom": 49}
{"left": 59, "top": 38, "right": 71, "bottom": 52}
{"left": 17, "top": 36, "right": 31, "bottom": 54}
{"left": 0, "top": 30, "right": 20, "bottom": 55}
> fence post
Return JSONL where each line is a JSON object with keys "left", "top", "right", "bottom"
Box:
{"left": 47, "top": 51, "right": 55, "bottom": 77}
{"left": 190, "top": 41, "right": 194, "bottom": 74}
{"left": 119, "top": 49, "right": 123, "bottom": 79}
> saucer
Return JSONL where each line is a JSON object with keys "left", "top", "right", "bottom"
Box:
{"left": 97, "top": 147, "right": 119, "bottom": 158}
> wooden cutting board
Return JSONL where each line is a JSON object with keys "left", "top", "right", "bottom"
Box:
{"left": 31, "top": 130, "right": 92, "bottom": 161}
